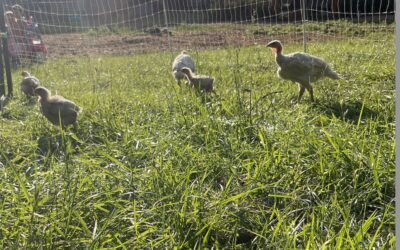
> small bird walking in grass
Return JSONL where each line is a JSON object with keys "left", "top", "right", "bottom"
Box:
{"left": 20, "top": 71, "right": 40, "bottom": 98}
{"left": 34, "top": 87, "right": 80, "bottom": 128}
{"left": 179, "top": 67, "right": 217, "bottom": 96}
{"left": 267, "top": 40, "right": 340, "bottom": 102}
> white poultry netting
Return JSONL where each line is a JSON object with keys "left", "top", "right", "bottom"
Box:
{"left": 3, "top": 0, "right": 394, "bottom": 62}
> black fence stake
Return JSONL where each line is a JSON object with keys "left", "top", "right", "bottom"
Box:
{"left": 0, "top": 34, "right": 4, "bottom": 97}
{"left": 0, "top": 2, "right": 4, "bottom": 97}
{"left": 0, "top": 0, "right": 12, "bottom": 97}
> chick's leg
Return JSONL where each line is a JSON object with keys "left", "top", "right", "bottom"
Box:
{"left": 298, "top": 84, "right": 306, "bottom": 102}
{"left": 305, "top": 84, "right": 314, "bottom": 102}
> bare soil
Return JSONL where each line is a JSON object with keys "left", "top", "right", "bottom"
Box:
{"left": 42, "top": 28, "right": 339, "bottom": 58}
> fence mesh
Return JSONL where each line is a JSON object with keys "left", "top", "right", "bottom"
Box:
{"left": 2, "top": 0, "right": 394, "bottom": 63}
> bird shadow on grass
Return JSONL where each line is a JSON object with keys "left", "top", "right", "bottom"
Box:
{"left": 312, "top": 100, "right": 379, "bottom": 123}
{"left": 1, "top": 97, "right": 37, "bottom": 120}
{"left": 23, "top": 97, "right": 37, "bottom": 106}
{"left": 37, "top": 132, "right": 80, "bottom": 157}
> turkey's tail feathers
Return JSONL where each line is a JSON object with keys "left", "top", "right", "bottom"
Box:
{"left": 325, "top": 68, "right": 341, "bottom": 80}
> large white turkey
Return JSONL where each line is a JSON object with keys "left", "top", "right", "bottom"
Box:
{"left": 267, "top": 40, "right": 340, "bottom": 102}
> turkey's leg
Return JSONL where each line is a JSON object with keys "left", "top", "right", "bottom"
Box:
{"left": 298, "top": 84, "right": 306, "bottom": 101}
{"left": 305, "top": 85, "right": 314, "bottom": 102}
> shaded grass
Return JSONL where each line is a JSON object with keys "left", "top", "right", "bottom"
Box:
{"left": 0, "top": 36, "right": 394, "bottom": 249}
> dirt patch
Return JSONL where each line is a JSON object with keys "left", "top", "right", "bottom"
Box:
{"left": 42, "top": 29, "right": 341, "bottom": 58}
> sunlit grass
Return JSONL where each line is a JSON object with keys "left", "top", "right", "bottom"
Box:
{"left": 0, "top": 35, "right": 394, "bottom": 248}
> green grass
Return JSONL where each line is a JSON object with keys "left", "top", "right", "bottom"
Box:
{"left": 79, "top": 20, "right": 395, "bottom": 41}
{"left": 0, "top": 35, "right": 395, "bottom": 248}
{"left": 172, "top": 20, "right": 394, "bottom": 38}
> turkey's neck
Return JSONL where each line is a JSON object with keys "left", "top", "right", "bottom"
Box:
{"left": 39, "top": 95, "right": 50, "bottom": 103}
{"left": 184, "top": 72, "right": 194, "bottom": 81}
{"left": 275, "top": 51, "right": 286, "bottom": 66}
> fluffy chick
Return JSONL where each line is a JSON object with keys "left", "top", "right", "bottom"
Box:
{"left": 35, "top": 87, "right": 80, "bottom": 127}
{"left": 20, "top": 71, "right": 40, "bottom": 97}
{"left": 180, "top": 67, "right": 216, "bottom": 95}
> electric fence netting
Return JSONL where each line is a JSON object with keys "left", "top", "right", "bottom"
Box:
{"left": 2, "top": 0, "right": 394, "bottom": 63}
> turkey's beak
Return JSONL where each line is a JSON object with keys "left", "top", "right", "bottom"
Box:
{"left": 266, "top": 43, "right": 277, "bottom": 53}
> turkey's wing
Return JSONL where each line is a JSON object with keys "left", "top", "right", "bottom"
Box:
{"left": 46, "top": 100, "right": 79, "bottom": 119}
{"left": 288, "top": 53, "right": 328, "bottom": 74}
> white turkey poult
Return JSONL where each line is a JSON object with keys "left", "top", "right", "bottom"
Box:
{"left": 267, "top": 40, "right": 340, "bottom": 102}
{"left": 172, "top": 51, "right": 195, "bottom": 86}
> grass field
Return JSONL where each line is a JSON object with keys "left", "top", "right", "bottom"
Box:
{"left": 0, "top": 32, "right": 395, "bottom": 248}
